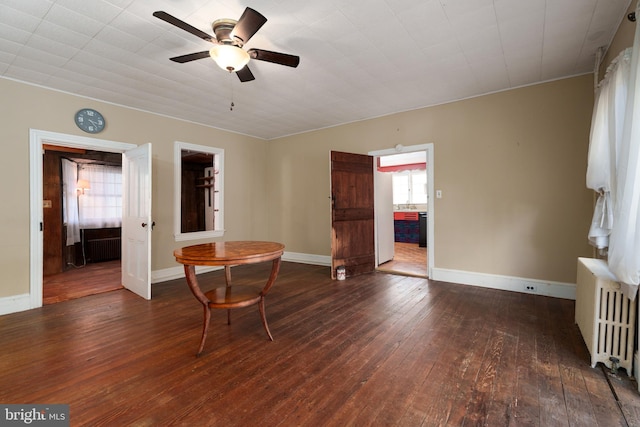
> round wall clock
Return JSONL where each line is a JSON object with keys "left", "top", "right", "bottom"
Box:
{"left": 74, "top": 108, "right": 105, "bottom": 134}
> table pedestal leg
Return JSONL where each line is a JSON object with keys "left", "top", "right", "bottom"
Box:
{"left": 198, "top": 305, "right": 211, "bottom": 356}
{"left": 182, "top": 256, "right": 282, "bottom": 355}
{"left": 183, "top": 265, "right": 212, "bottom": 356}
{"left": 225, "top": 265, "right": 232, "bottom": 325}
{"left": 259, "top": 297, "right": 273, "bottom": 341}
{"left": 258, "top": 257, "right": 282, "bottom": 341}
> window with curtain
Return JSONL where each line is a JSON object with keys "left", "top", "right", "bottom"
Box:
{"left": 78, "top": 164, "right": 122, "bottom": 229}
{"left": 586, "top": 6, "right": 640, "bottom": 300}
{"left": 586, "top": 48, "right": 630, "bottom": 250}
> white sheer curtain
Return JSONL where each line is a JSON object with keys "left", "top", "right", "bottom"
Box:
{"left": 61, "top": 159, "right": 81, "bottom": 246}
{"left": 586, "top": 48, "right": 631, "bottom": 249}
{"left": 587, "top": 7, "right": 640, "bottom": 300}
{"left": 78, "top": 164, "right": 122, "bottom": 229}
{"left": 609, "top": 9, "right": 640, "bottom": 300}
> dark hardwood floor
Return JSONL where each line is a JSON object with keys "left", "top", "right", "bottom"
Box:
{"left": 2, "top": 262, "right": 639, "bottom": 426}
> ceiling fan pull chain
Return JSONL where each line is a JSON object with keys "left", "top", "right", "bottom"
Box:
{"left": 229, "top": 73, "right": 235, "bottom": 111}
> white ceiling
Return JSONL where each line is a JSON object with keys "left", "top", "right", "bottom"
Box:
{"left": 0, "top": 0, "right": 632, "bottom": 140}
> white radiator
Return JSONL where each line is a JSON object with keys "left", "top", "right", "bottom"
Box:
{"left": 576, "top": 258, "right": 636, "bottom": 373}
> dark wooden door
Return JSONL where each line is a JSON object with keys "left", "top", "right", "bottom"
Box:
{"left": 330, "top": 151, "right": 375, "bottom": 279}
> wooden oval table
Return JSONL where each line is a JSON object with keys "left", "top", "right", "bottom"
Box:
{"left": 174, "top": 241, "right": 285, "bottom": 356}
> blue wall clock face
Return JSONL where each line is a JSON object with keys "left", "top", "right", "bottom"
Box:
{"left": 75, "top": 108, "right": 105, "bottom": 133}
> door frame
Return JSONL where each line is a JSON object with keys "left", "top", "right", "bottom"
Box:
{"left": 29, "top": 129, "right": 137, "bottom": 309}
{"left": 368, "top": 143, "right": 435, "bottom": 278}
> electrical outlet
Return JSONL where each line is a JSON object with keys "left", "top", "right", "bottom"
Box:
{"left": 523, "top": 283, "right": 537, "bottom": 293}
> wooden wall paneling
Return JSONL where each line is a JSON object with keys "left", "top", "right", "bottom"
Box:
{"left": 43, "top": 151, "right": 64, "bottom": 276}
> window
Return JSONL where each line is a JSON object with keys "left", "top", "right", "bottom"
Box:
{"left": 392, "top": 170, "right": 427, "bottom": 205}
{"left": 77, "top": 164, "right": 122, "bottom": 229}
{"left": 411, "top": 172, "right": 428, "bottom": 204}
{"left": 174, "top": 142, "right": 224, "bottom": 241}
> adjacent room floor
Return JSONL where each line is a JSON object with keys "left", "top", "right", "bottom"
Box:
{"left": 43, "top": 260, "right": 122, "bottom": 304}
{"left": 378, "top": 241, "right": 428, "bottom": 277}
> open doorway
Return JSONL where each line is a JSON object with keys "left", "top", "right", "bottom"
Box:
{"left": 29, "top": 129, "right": 151, "bottom": 311}
{"left": 42, "top": 145, "right": 123, "bottom": 304}
{"left": 369, "top": 144, "right": 434, "bottom": 278}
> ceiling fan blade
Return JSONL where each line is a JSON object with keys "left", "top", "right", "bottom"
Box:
{"left": 248, "top": 49, "right": 300, "bottom": 68}
{"left": 236, "top": 66, "right": 255, "bottom": 82}
{"left": 231, "top": 7, "right": 267, "bottom": 44}
{"left": 170, "top": 51, "right": 211, "bottom": 63}
{"left": 153, "top": 11, "right": 215, "bottom": 43}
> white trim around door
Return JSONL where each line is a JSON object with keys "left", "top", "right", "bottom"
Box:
{"left": 29, "top": 129, "right": 137, "bottom": 310}
{"left": 369, "top": 143, "right": 435, "bottom": 278}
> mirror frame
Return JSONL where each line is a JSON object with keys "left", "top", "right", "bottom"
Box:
{"left": 174, "top": 141, "right": 225, "bottom": 241}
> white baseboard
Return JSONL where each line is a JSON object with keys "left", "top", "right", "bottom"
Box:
{"left": 282, "top": 251, "right": 331, "bottom": 266}
{"left": 152, "top": 265, "right": 224, "bottom": 283}
{"left": 431, "top": 267, "right": 576, "bottom": 300}
{"left": 0, "top": 293, "right": 31, "bottom": 315}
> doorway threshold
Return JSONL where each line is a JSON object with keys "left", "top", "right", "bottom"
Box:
{"left": 376, "top": 267, "right": 428, "bottom": 279}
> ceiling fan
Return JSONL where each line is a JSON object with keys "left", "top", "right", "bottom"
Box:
{"left": 153, "top": 7, "right": 300, "bottom": 82}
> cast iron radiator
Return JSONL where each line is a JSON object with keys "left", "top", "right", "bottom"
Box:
{"left": 86, "top": 237, "right": 121, "bottom": 262}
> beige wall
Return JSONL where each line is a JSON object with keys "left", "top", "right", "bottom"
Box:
{"left": 0, "top": 78, "right": 268, "bottom": 298}
{"left": 267, "top": 75, "right": 595, "bottom": 284}
{"left": 0, "top": 71, "right": 597, "bottom": 299}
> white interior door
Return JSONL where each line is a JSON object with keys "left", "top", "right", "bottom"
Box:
{"left": 122, "top": 143, "right": 152, "bottom": 299}
{"left": 375, "top": 169, "right": 395, "bottom": 265}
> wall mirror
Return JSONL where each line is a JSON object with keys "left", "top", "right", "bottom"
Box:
{"left": 174, "top": 141, "right": 224, "bottom": 241}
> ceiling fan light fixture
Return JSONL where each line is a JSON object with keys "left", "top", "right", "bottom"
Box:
{"left": 209, "top": 44, "right": 250, "bottom": 72}
{"left": 155, "top": 9, "right": 298, "bottom": 82}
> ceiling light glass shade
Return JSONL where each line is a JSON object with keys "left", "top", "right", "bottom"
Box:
{"left": 209, "top": 45, "right": 250, "bottom": 72}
